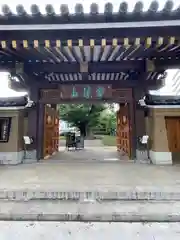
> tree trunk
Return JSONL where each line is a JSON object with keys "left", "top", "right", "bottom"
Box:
{"left": 79, "top": 123, "right": 87, "bottom": 136}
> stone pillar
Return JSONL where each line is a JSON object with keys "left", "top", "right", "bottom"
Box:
{"left": 133, "top": 88, "right": 148, "bottom": 160}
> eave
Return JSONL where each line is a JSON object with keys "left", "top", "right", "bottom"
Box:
{"left": 144, "top": 94, "right": 180, "bottom": 105}
{"left": 0, "top": 96, "right": 28, "bottom": 107}
{"left": 0, "top": 2, "right": 180, "bottom": 26}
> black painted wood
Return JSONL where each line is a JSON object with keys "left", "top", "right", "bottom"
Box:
{"left": 1, "top": 59, "right": 177, "bottom": 75}
{"left": 36, "top": 102, "right": 45, "bottom": 160}
{"left": 0, "top": 27, "right": 179, "bottom": 41}
{"left": 23, "top": 61, "right": 145, "bottom": 73}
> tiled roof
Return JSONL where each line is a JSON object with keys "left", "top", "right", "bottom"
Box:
{"left": 144, "top": 93, "right": 180, "bottom": 105}
{"left": 0, "top": 96, "right": 28, "bottom": 107}
{"left": 0, "top": 1, "right": 179, "bottom": 24}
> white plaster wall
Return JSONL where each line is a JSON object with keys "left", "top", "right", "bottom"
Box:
{"left": 149, "top": 151, "right": 172, "bottom": 165}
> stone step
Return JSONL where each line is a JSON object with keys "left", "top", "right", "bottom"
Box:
{"left": 1, "top": 188, "right": 180, "bottom": 201}
{"left": 0, "top": 200, "right": 180, "bottom": 222}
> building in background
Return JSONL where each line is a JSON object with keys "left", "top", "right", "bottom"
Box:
{"left": 59, "top": 120, "right": 77, "bottom": 135}
{"left": 59, "top": 120, "right": 71, "bottom": 135}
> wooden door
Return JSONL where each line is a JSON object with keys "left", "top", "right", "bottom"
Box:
{"left": 116, "top": 104, "right": 131, "bottom": 158}
{"left": 43, "top": 106, "right": 59, "bottom": 158}
{"left": 165, "top": 117, "right": 180, "bottom": 152}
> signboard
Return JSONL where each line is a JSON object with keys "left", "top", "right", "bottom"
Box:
{"left": 0, "top": 118, "right": 11, "bottom": 142}
{"left": 41, "top": 85, "right": 112, "bottom": 101}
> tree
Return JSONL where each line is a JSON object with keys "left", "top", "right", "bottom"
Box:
{"left": 98, "top": 111, "right": 116, "bottom": 134}
{"left": 58, "top": 104, "right": 105, "bottom": 136}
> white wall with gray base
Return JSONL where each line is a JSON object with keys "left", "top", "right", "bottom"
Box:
{"left": 0, "top": 150, "right": 37, "bottom": 165}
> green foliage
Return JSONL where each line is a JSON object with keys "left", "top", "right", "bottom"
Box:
{"left": 96, "top": 111, "right": 116, "bottom": 134}
{"left": 58, "top": 104, "right": 105, "bottom": 129}
{"left": 58, "top": 104, "right": 116, "bottom": 137}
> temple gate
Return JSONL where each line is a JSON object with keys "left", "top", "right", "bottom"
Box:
{"left": 0, "top": 1, "right": 178, "bottom": 163}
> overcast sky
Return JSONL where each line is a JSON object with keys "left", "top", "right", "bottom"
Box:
{"left": 0, "top": 0, "right": 179, "bottom": 97}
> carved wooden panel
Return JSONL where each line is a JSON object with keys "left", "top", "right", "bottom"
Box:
{"left": 43, "top": 105, "right": 59, "bottom": 158}
{"left": 116, "top": 104, "right": 131, "bottom": 158}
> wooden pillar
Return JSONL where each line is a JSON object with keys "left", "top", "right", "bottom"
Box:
{"left": 37, "top": 103, "right": 45, "bottom": 160}
{"left": 133, "top": 87, "right": 148, "bottom": 160}
{"left": 25, "top": 86, "right": 40, "bottom": 160}
{"left": 25, "top": 107, "right": 38, "bottom": 160}
{"left": 128, "top": 99, "right": 136, "bottom": 160}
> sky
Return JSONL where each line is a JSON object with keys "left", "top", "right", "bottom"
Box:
{"left": 0, "top": 0, "right": 179, "bottom": 97}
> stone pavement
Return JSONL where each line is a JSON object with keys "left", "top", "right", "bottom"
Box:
{"left": 0, "top": 161, "right": 180, "bottom": 200}
{"left": 56, "top": 146, "right": 121, "bottom": 162}
{"left": 0, "top": 200, "right": 180, "bottom": 222}
{"left": 0, "top": 221, "right": 180, "bottom": 239}
{"left": 57, "top": 139, "right": 122, "bottom": 162}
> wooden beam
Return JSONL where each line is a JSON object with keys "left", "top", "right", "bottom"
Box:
{"left": 1, "top": 58, "right": 179, "bottom": 74}
{"left": 23, "top": 61, "right": 145, "bottom": 73}
{"left": 0, "top": 27, "right": 179, "bottom": 42}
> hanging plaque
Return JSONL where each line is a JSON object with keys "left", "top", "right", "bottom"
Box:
{"left": 41, "top": 84, "right": 112, "bottom": 101}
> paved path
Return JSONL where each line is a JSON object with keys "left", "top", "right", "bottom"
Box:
{"left": 56, "top": 147, "right": 120, "bottom": 162}
{"left": 57, "top": 139, "right": 120, "bottom": 162}
{"left": 0, "top": 161, "right": 180, "bottom": 190}
{"left": 0, "top": 221, "right": 180, "bottom": 239}
{"left": 0, "top": 161, "right": 180, "bottom": 200}
{"left": 0, "top": 140, "right": 179, "bottom": 198}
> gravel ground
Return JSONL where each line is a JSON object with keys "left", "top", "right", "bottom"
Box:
{"left": 0, "top": 221, "right": 179, "bottom": 239}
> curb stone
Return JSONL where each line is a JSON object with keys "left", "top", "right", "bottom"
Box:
{"left": 0, "top": 190, "right": 180, "bottom": 201}
{"left": 0, "top": 200, "right": 180, "bottom": 222}
{"left": 0, "top": 213, "right": 180, "bottom": 222}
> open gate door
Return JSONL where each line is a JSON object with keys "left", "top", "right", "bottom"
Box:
{"left": 116, "top": 104, "right": 131, "bottom": 158}
{"left": 43, "top": 105, "right": 59, "bottom": 159}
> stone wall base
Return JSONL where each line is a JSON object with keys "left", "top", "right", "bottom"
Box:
{"left": 0, "top": 150, "right": 38, "bottom": 165}
{"left": 149, "top": 150, "right": 172, "bottom": 165}
{"left": 136, "top": 149, "right": 149, "bottom": 160}
{"left": 135, "top": 149, "right": 150, "bottom": 164}
{"left": 0, "top": 151, "right": 24, "bottom": 165}
{"left": 23, "top": 150, "right": 37, "bottom": 163}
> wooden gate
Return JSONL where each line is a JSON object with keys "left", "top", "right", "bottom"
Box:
{"left": 116, "top": 104, "right": 131, "bottom": 158}
{"left": 43, "top": 105, "right": 59, "bottom": 158}
{"left": 165, "top": 117, "right": 180, "bottom": 153}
